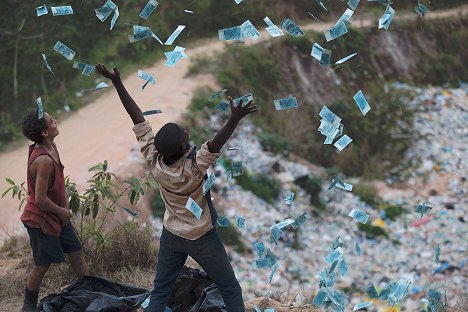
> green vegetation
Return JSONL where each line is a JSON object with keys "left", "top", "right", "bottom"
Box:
{"left": 2, "top": 161, "right": 158, "bottom": 275}
{"left": 235, "top": 172, "right": 281, "bottom": 204}
{"left": 216, "top": 226, "right": 247, "bottom": 254}
{"left": 353, "top": 182, "right": 380, "bottom": 208}
{"left": 258, "top": 130, "right": 295, "bottom": 156}
{"left": 358, "top": 223, "right": 388, "bottom": 239}
{"left": 294, "top": 175, "right": 325, "bottom": 210}
{"left": 383, "top": 205, "right": 409, "bottom": 221}
{"left": 185, "top": 17, "right": 466, "bottom": 178}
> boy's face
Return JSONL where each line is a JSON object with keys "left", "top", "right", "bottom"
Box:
{"left": 42, "top": 113, "right": 59, "bottom": 139}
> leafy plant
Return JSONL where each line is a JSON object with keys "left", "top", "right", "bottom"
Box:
{"left": 2, "top": 160, "right": 158, "bottom": 274}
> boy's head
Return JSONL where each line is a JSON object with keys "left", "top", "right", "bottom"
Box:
{"left": 154, "top": 122, "right": 190, "bottom": 158}
{"left": 21, "top": 110, "right": 59, "bottom": 143}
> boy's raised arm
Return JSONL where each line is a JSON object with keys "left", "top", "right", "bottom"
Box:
{"left": 95, "top": 64, "right": 145, "bottom": 125}
{"left": 207, "top": 96, "right": 258, "bottom": 153}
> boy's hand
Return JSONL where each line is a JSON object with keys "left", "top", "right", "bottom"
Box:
{"left": 95, "top": 64, "right": 121, "bottom": 82}
{"left": 56, "top": 207, "right": 71, "bottom": 226}
{"left": 228, "top": 96, "right": 258, "bottom": 121}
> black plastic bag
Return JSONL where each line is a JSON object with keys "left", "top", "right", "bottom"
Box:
{"left": 168, "top": 266, "right": 226, "bottom": 312}
{"left": 38, "top": 275, "right": 149, "bottom": 312}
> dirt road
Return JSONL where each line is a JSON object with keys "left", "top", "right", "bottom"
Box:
{"left": 0, "top": 5, "right": 466, "bottom": 241}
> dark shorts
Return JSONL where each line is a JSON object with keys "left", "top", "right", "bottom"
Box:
{"left": 24, "top": 222, "right": 82, "bottom": 266}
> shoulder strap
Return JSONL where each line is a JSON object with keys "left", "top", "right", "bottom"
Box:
{"left": 203, "top": 173, "right": 218, "bottom": 226}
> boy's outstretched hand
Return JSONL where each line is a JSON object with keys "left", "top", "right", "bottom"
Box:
{"left": 95, "top": 64, "right": 121, "bottom": 82}
{"left": 228, "top": 96, "right": 258, "bottom": 121}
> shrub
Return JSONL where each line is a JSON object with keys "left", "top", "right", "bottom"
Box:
{"left": 92, "top": 222, "right": 157, "bottom": 274}
{"left": 235, "top": 172, "right": 281, "bottom": 204}
{"left": 294, "top": 175, "right": 325, "bottom": 210}
{"left": 353, "top": 182, "right": 379, "bottom": 208}
{"left": 383, "top": 205, "right": 408, "bottom": 221}
{"left": 358, "top": 223, "right": 388, "bottom": 239}
{"left": 258, "top": 130, "right": 294, "bottom": 156}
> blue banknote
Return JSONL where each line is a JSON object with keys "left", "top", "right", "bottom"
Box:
{"left": 339, "top": 259, "right": 348, "bottom": 277}
{"left": 434, "top": 244, "right": 441, "bottom": 263}
{"left": 355, "top": 240, "right": 362, "bottom": 256}
{"left": 335, "top": 52, "right": 357, "bottom": 65}
{"left": 202, "top": 172, "right": 216, "bottom": 195}
{"left": 264, "top": 17, "right": 275, "bottom": 27}
{"left": 325, "top": 246, "right": 344, "bottom": 264}
{"left": 54, "top": 41, "right": 76, "bottom": 60}
{"left": 36, "top": 5, "right": 48, "bottom": 16}
{"left": 353, "top": 90, "right": 371, "bottom": 116}
{"left": 94, "top": 0, "right": 117, "bottom": 21}
{"left": 165, "top": 25, "right": 186, "bottom": 45}
{"left": 324, "top": 22, "right": 348, "bottom": 42}
{"left": 236, "top": 216, "right": 246, "bottom": 228}
{"left": 283, "top": 192, "right": 295, "bottom": 205}
{"left": 185, "top": 197, "right": 203, "bottom": 220}
{"left": 379, "top": 6, "right": 395, "bottom": 30}
{"left": 353, "top": 302, "right": 373, "bottom": 311}
{"left": 138, "top": 70, "right": 156, "bottom": 89}
{"left": 319, "top": 106, "right": 342, "bottom": 126}
{"left": 348, "top": 0, "right": 360, "bottom": 10}
{"left": 415, "top": 201, "right": 432, "bottom": 217}
{"left": 51, "top": 6, "right": 73, "bottom": 16}
{"left": 268, "top": 264, "right": 278, "bottom": 284}
{"left": 218, "top": 26, "right": 244, "bottom": 41}
{"left": 320, "top": 48, "right": 332, "bottom": 65}
{"left": 142, "top": 110, "right": 162, "bottom": 116}
{"left": 334, "top": 134, "right": 352, "bottom": 151}
{"left": 336, "top": 8, "right": 354, "bottom": 27}
{"left": 139, "top": 0, "right": 159, "bottom": 19}
{"left": 36, "top": 97, "right": 44, "bottom": 119}
{"left": 274, "top": 96, "right": 298, "bottom": 111}
{"left": 292, "top": 212, "right": 311, "bottom": 229}
{"left": 232, "top": 161, "right": 243, "bottom": 176}
{"left": 265, "top": 25, "right": 284, "bottom": 37}
{"left": 415, "top": 3, "right": 428, "bottom": 16}
{"left": 217, "top": 217, "right": 231, "bottom": 227}
{"left": 348, "top": 208, "right": 369, "bottom": 224}
{"left": 241, "top": 20, "right": 261, "bottom": 40}
{"left": 233, "top": 93, "right": 253, "bottom": 107}
{"left": 280, "top": 18, "right": 305, "bottom": 37}
{"left": 41, "top": 54, "right": 54, "bottom": 73}
{"left": 215, "top": 100, "right": 230, "bottom": 113}
{"left": 311, "top": 43, "right": 324, "bottom": 61}
{"left": 208, "top": 89, "right": 227, "bottom": 102}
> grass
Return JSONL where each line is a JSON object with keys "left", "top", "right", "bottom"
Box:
{"left": 235, "top": 172, "right": 282, "bottom": 204}
{"left": 293, "top": 175, "right": 325, "bottom": 211}
{"left": 353, "top": 182, "right": 380, "bottom": 208}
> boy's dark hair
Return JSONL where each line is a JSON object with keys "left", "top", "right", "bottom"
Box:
{"left": 21, "top": 109, "right": 48, "bottom": 143}
{"left": 154, "top": 122, "right": 183, "bottom": 157}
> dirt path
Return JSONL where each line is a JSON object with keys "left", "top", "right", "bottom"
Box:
{"left": 0, "top": 5, "right": 467, "bottom": 242}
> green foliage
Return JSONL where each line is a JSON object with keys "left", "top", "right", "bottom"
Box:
{"left": 235, "top": 172, "right": 281, "bottom": 204}
{"left": 258, "top": 130, "right": 294, "bottom": 156}
{"left": 293, "top": 175, "right": 325, "bottom": 210}
{"left": 216, "top": 226, "right": 247, "bottom": 254}
{"left": 3, "top": 161, "right": 157, "bottom": 274}
{"left": 353, "top": 182, "right": 380, "bottom": 208}
{"left": 383, "top": 205, "right": 408, "bottom": 221}
{"left": 358, "top": 223, "right": 388, "bottom": 239}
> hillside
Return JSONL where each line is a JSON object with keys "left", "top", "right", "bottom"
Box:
{"left": 0, "top": 4, "right": 467, "bottom": 312}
